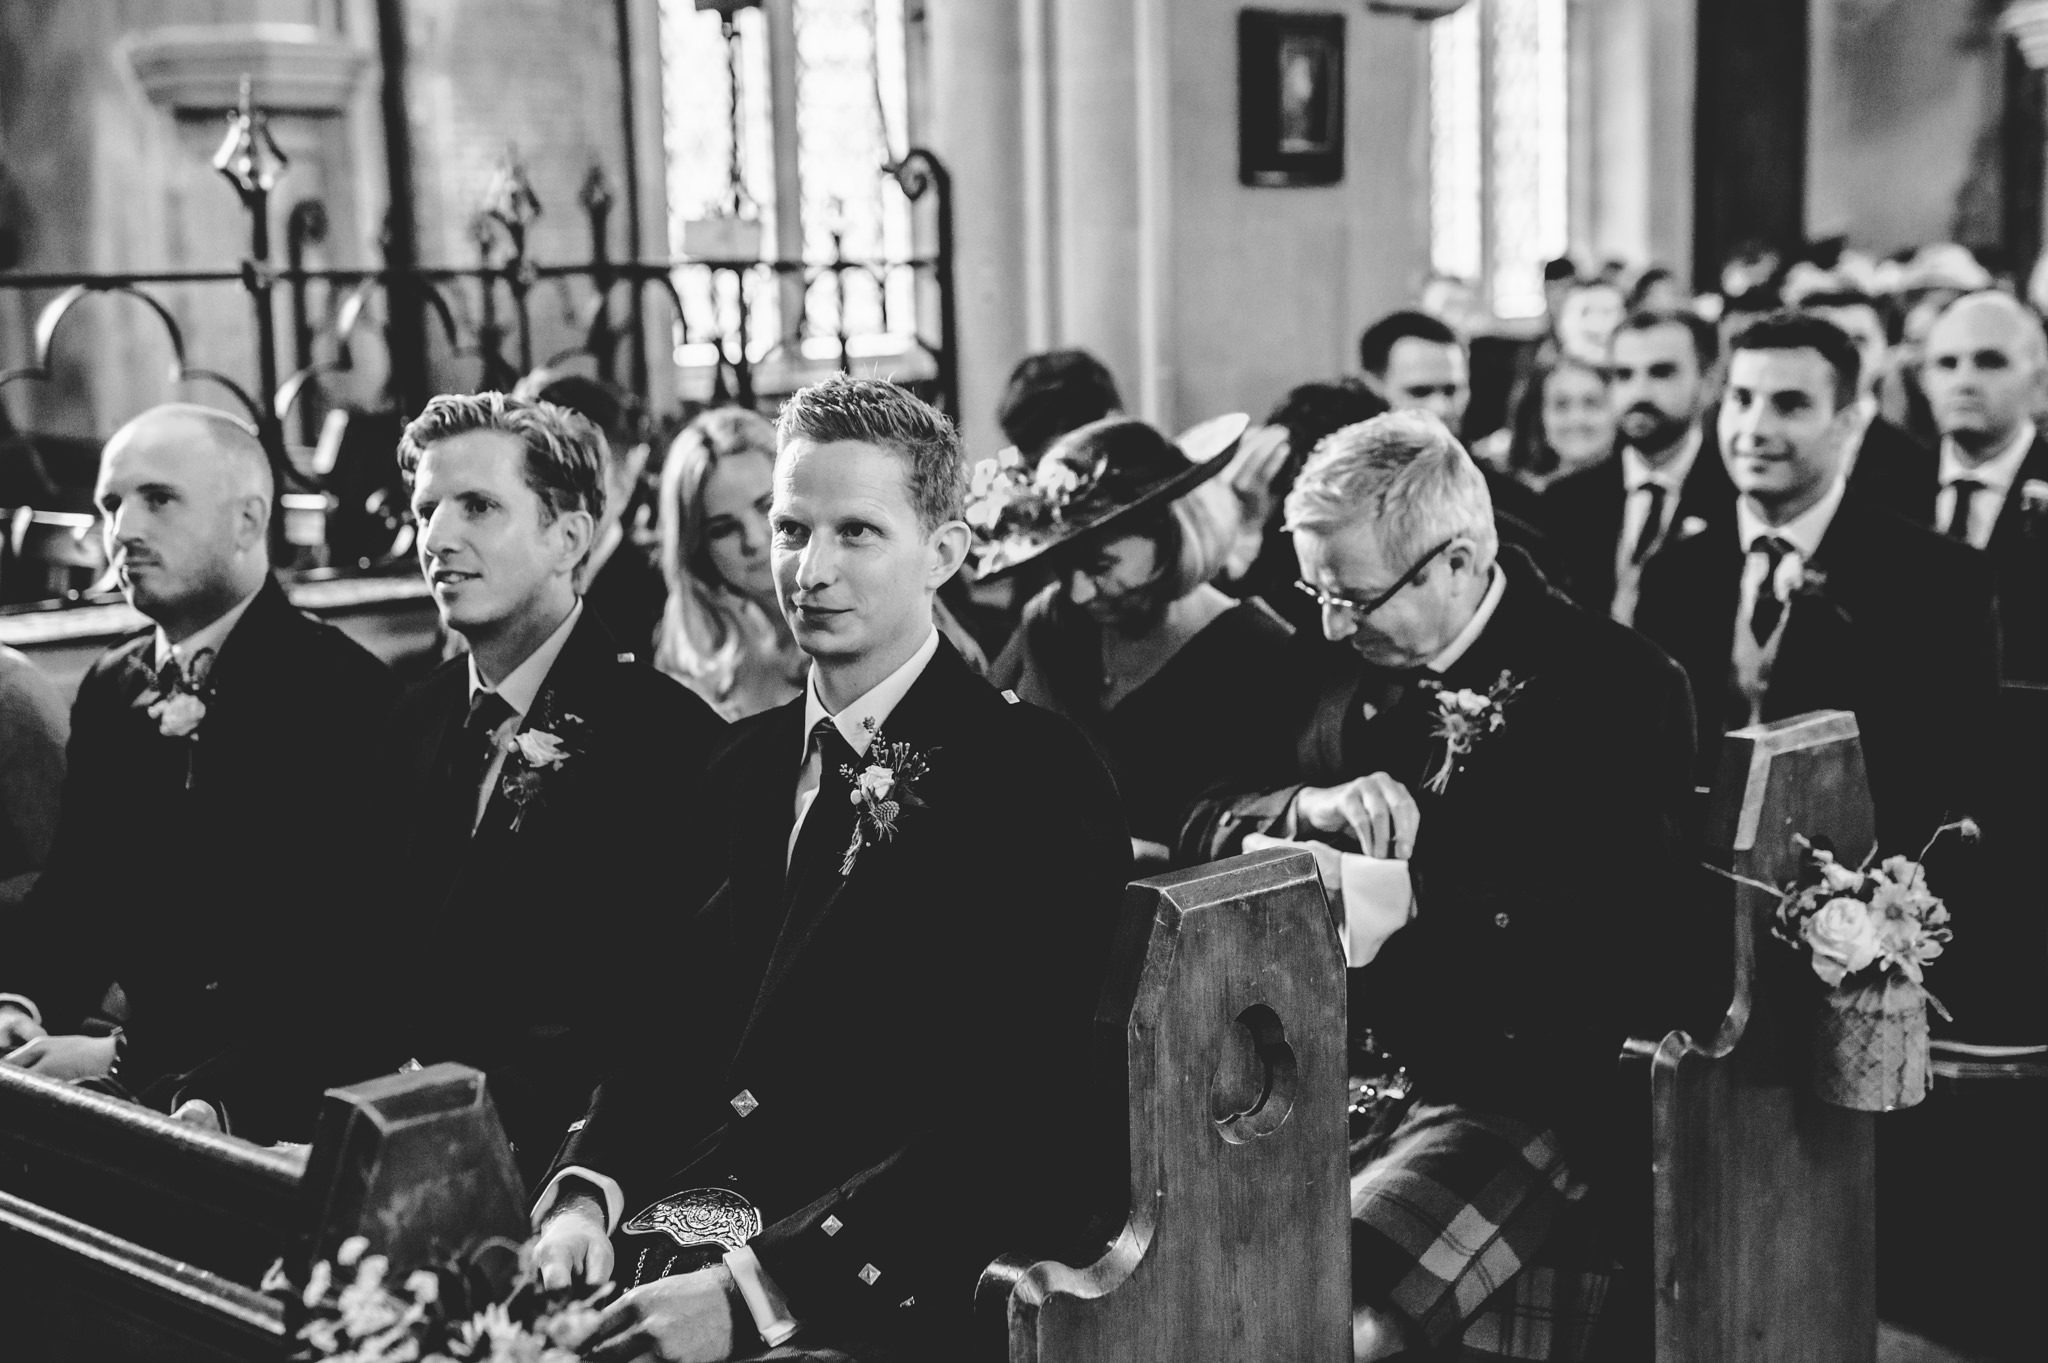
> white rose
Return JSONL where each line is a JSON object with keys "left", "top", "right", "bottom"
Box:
{"left": 1451, "top": 690, "right": 1489, "bottom": 715}
{"left": 152, "top": 692, "right": 207, "bottom": 738}
{"left": 1803, "top": 896, "right": 1882, "bottom": 987}
{"left": 511, "top": 730, "right": 570, "bottom": 767}
{"left": 858, "top": 766, "right": 895, "bottom": 801}
{"left": 1772, "top": 548, "right": 1808, "bottom": 602}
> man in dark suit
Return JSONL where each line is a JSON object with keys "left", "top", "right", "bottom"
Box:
{"left": 0, "top": 404, "right": 397, "bottom": 1141}
{"left": 511, "top": 370, "right": 667, "bottom": 664}
{"left": 1541, "top": 308, "right": 1732, "bottom": 623}
{"left": 380, "top": 393, "right": 724, "bottom": 1190}
{"left": 1180, "top": 411, "right": 1697, "bottom": 1359}
{"left": 1911, "top": 290, "right": 2048, "bottom": 682}
{"left": 1800, "top": 288, "right": 1932, "bottom": 518}
{"left": 1635, "top": 312, "right": 1999, "bottom": 845}
{"left": 530, "top": 377, "right": 1131, "bottom": 1361}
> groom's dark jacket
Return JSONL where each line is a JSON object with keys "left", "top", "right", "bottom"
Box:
{"left": 552, "top": 639, "right": 1131, "bottom": 1359}
{"left": 374, "top": 607, "right": 724, "bottom": 1190}
{"left": 15, "top": 575, "right": 397, "bottom": 1140}
{"left": 1179, "top": 559, "right": 1698, "bottom": 1166}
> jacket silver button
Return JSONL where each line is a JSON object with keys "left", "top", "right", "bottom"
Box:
{"left": 1493, "top": 913, "right": 1511, "bottom": 929}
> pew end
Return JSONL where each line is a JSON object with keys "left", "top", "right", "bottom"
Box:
{"left": 0, "top": 1060, "right": 528, "bottom": 1361}
{"left": 984, "top": 848, "right": 1351, "bottom": 1363}
{"left": 1618, "top": 709, "right": 1879, "bottom": 1363}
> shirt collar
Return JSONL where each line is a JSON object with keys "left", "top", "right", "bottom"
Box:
{"left": 1940, "top": 418, "right": 2036, "bottom": 495}
{"left": 153, "top": 582, "right": 263, "bottom": 671}
{"left": 1426, "top": 565, "right": 1506, "bottom": 674}
{"left": 1735, "top": 471, "right": 1848, "bottom": 562}
{"left": 800, "top": 625, "right": 941, "bottom": 761}
{"left": 467, "top": 601, "right": 583, "bottom": 717}
{"left": 1621, "top": 424, "right": 1703, "bottom": 492}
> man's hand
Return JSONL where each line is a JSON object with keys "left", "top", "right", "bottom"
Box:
{"left": 533, "top": 1194, "right": 616, "bottom": 1290}
{"left": 584, "top": 1266, "right": 735, "bottom": 1363}
{"left": 0, "top": 1006, "right": 44, "bottom": 1052}
{"left": 171, "top": 1100, "right": 222, "bottom": 1133}
{"left": 1292, "top": 773, "right": 1421, "bottom": 859}
{"left": 2, "top": 1032, "right": 116, "bottom": 1081}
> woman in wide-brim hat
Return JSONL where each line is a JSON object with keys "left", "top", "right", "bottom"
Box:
{"left": 981, "top": 413, "right": 1299, "bottom": 868}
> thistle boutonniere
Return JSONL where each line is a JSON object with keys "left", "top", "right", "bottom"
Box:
{"left": 837, "top": 717, "right": 936, "bottom": 876}
{"left": 1422, "top": 670, "right": 1527, "bottom": 795}
{"left": 143, "top": 647, "right": 216, "bottom": 789}
{"left": 496, "top": 710, "right": 585, "bottom": 832}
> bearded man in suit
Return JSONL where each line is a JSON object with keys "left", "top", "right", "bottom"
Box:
{"left": 0, "top": 404, "right": 396, "bottom": 1140}
{"left": 1540, "top": 308, "right": 1732, "bottom": 623}
{"left": 1179, "top": 411, "right": 1697, "bottom": 1360}
{"left": 376, "top": 392, "right": 725, "bottom": 1191}
{"left": 1634, "top": 312, "right": 1999, "bottom": 846}
{"left": 529, "top": 376, "right": 1130, "bottom": 1362}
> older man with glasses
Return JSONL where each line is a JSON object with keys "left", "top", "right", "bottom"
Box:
{"left": 1181, "top": 410, "right": 1700, "bottom": 1360}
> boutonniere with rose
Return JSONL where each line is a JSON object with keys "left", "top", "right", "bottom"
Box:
{"left": 838, "top": 717, "right": 936, "bottom": 875}
{"left": 495, "top": 707, "right": 586, "bottom": 832}
{"left": 1421, "top": 670, "right": 1526, "bottom": 794}
{"left": 142, "top": 646, "right": 217, "bottom": 789}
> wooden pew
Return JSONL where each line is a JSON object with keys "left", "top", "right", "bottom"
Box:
{"left": 983, "top": 847, "right": 1351, "bottom": 1363}
{"left": 1617, "top": 710, "right": 1879, "bottom": 1363}
{"left": 0, "top": 1061, "right": 529, "bottom": 1362}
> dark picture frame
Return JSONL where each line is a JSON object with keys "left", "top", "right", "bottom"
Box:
{"left": 1238, "top": 10, "right": 1346, "bottom": 188}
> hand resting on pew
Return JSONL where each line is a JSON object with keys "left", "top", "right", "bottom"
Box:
{"left": 3, "top": 1030, "right": 116, "bottom": 1081}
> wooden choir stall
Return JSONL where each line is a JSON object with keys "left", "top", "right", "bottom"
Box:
{"left": 0, "top": 710, "right": 1908, "bottom": 1361}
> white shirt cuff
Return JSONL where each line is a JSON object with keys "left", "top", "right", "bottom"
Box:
{"left": 531, "top": 1165, "right": 625, "bottom": 1235}
{"left": 723, "top": 1244, "right": 801, "bottom": 1346}
{"left": 0, "top": 994, "right": 40, "bottom": 1025}
{"left": 1338, "top": 855, "right": 1415, "bottom": 967}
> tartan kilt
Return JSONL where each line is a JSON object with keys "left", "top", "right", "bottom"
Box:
{"left": 1350, "top": 1097, "right": 1610, "bottom": 1360}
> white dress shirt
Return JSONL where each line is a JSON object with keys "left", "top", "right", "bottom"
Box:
{"left": 1611, "top": 427, "right": 1702, "bottom": 625}
{"left": 788, "top": 623, "right": 941, "bottom": 864}
{"left": 463, "top": 601, "right": 583, "bottom": 832}
{"left": 1938, "top": 419, "right": 2036, "bottom": 550}
{"left": 1731, "top": 475, "right": 1848, "bottom": 723}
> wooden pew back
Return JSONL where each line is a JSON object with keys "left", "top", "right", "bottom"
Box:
{"left": 0, "top": 1061, "right": 528, "bottom": 1362}
{"left": 1632, "top": 710, "right": 1878, "bottom": 1363}
{"left": 988, "top": 848, "right": 1351, "bottom": 1363}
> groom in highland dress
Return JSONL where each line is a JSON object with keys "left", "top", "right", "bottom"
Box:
{"left": 531, "top": 377, "right": 1131, "bottom": 1362}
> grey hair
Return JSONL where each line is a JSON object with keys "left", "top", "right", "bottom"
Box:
{"left": 1283, "top": 410, "right": 1497, "bottom": 567}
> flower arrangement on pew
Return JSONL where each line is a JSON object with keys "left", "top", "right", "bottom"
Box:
{"left": 268, "top": 1233, "right": 606, "bottom": 1362}
{"left": 1725, "top": 818, "right": 1976, "bottom": 1111}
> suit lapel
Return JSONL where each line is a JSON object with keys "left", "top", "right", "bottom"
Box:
{"left": 1987, "top": 435, "right": 2048, "bottom": 555}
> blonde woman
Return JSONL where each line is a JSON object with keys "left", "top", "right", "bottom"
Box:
{"left": 654, "top": 407, "right": 806, "bottom": 719}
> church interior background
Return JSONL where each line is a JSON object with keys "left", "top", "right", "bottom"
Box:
{"left": 0, "top": 2, "right": 2043, "bottom": 1361}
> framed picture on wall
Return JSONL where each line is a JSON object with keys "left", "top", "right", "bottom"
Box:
{"left": 1238, "top": 10, "right": 1346, "bottom": 187}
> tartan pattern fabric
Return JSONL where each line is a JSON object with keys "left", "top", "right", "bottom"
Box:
{"left": 1351, "top": 1099, "right": 1604, "bottom": 1358}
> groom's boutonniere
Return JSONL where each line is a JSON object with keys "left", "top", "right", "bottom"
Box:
{"left": 497, "top": 712, "right": 585, "bottom": 831}
{"left": 1423, "top": 670, "right": 1526, "bottom": 795}
{"left": 143, "top": 647, "right": 216, "bottom": 789}
{"left": 838, "top": 717, "right": 936, "bottom": 876}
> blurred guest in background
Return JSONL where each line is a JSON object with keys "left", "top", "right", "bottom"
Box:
{"left": 986, "top": 416, "right": 1295, "bottom": 869}
{"left": 994, "top": 348, "right": 1124, "bottom": 466}
{"left": 1798, "top": 288, "right": 1928, "bottom": 517}
{"left": 510, "top": 371, "right": 664, "bottom": 663}
{"left": 1475, "top": 355, "right": 1616, "bottom": 497}
{"left": 0, "top": 642, "right": 66, "bottom": 908}
{"left": 654, "top": 406, "right": 807, "bottom": 720}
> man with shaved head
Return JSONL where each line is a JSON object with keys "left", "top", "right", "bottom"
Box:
{"left": 1918, "top": 290, "right": 2048, "bottom": 680}
{"left": 0, "top": 403, "right": 397, "bottom": 1140}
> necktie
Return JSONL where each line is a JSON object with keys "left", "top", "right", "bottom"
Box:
{"left": 1943, "top": 478, "right": 1983, "bottom": 542}
{"left": 1749, "top": 536, "right": 1792, "bottom": 645}
{"left": 1629, "top": 482, "right": 1670, "bottom": 566}
{"left": 447, "top": 690, "right": 517, "bottom": 835}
